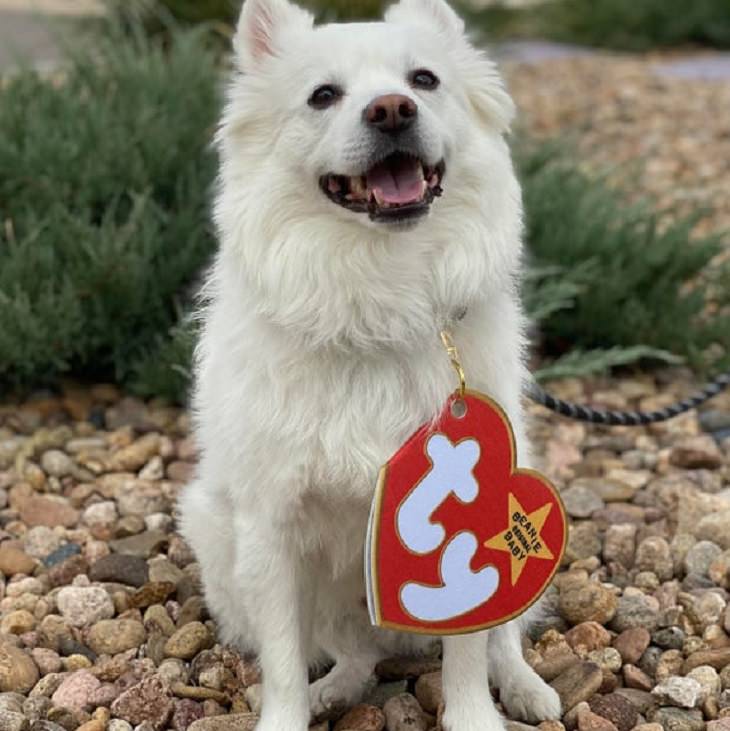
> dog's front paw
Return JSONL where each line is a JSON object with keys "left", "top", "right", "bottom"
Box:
{"left": 309, "top": 668, "right": 376, "bottom": 721}
{"left": 441, "top": 701, "right": 507, "bottom": 731}
{"left": 500, "top": 674, "right": 562, "bottom": 723}
{"left": 255, "top": 715, "right": 308, "bottom": 731}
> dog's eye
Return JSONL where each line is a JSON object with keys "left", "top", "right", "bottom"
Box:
{"left": 410, "top": 69, "right": 440, "bottom": 91}
{"left": 308, "top": 85, "right": 343, "bottom": 110}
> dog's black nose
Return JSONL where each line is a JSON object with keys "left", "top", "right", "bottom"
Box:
{"left": 365, "top": 94, "right": 418, "bottom": 134}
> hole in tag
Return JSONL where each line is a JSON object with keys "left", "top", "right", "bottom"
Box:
{"left": 451, "top": 398, "right": 467, "bottom": 419}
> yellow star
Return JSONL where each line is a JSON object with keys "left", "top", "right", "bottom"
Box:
{"left": 484, "top": 493, "right": 555, "bottom": 586}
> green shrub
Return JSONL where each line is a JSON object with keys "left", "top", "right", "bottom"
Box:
{"left": 1, "top": 24, "right": 727, "bottom": 402}
{"left": 0, "top": 25, "right": 220, "bottom": 397}
{"left": 467, "top": 0, "right": 730, "bottom": 51}
{"left": 520, "top": 141, "right": 729, "bottom": 378}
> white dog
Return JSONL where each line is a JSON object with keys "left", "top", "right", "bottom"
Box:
{"left": 179, "top": 0, "right": 562, "bottom": 728}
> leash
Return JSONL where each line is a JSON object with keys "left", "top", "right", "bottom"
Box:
{"left": 527, "top": 371, "right": 730, "bottom": 426}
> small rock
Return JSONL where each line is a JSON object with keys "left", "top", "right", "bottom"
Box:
{"left": 43, "top": 544, "right": 81, "bottom": 568}
{"left": 171, "top": 699, "right": 204, "bottom": 731}
{"left": 683, "top": 647, "right": 730, "bottom": 673}
{"left": 653, "top": 628, "right": 686, "bottom": 651}
{"left": 187, "top": 715, "right": 258, "bottom": 731}
{"left": 56, "top": 586, "right": 114, "bottom": 628}
{"left": 40, "top": 451, "right": 74, "bottom": 478}
{"left": 696, "top": 513, "right": 730, "bottom": 551}
{"left": 1, "top": 611, "right": 36, "bottom": 636}
{"left": 612, "top": 628, "right": 651, "bottom": 665}
{"left": 652, "top": 677, "right": 703, "bottom": 708}
{"left": 51, "top": 670, "right": 101, "bottom": 712}
{"left": 0, "top": 547, "right": 36, "bottom": 576}
{"left": 86, "top": 619, "right": 146, "bottom": 656}
{"left": 635, "top": 537, "right": 673, "bottom": 581}
{"left": 110, "top": 676, "right": 174, "bottom": 730}
{"left": 559, "top": 584, "right": 618, "bottom": 626}
{"left": 19, "top": 497, "right": 79, "bottom": 529}
{"left": 686, "top": 666, "right": 720, "bottom": 701}
{"left": 610, "top": 590, "right": 660, "bottom": 632}
{"left": 333, "top": 704, "right": 386, "bottom": 731}
{"left": 587, "top": 693, "right": 638, "bottom": 731}
{"left": 670, "top": 436, "right": 723, "bottom": 469}
{"left": 382, "top": 693, "right": 429, "bottom": 731}
{"left": 164, "top": 623, "right": 213, "bottom": 661}
{"left": 0, "top": 645, "right": 40, "bottom": 693}
{"left": 88, "top": 554, "right": 149, "bottom": 587}
{"left": 685, "top": 541, "right": 724, "bottom": 577}
{"left": 109, "top": 531, "right": 167, "bottom": 558}
{"left": 82, "top": 502, "right": 117, "bottom": 526}
{"left": 31, "top": 648, "right": 62, "bottom": 676}
{"left": 603, "top": 525, "right": 638, "bottom": 568}
{"left": 414, "top": 672, "right": 442, "bottom": 715}
{"left": 561, "top": 486, "right": 605, "bottom": 519}
{"left": 565, "top": 623, "right": 612, "bottom": 652}
{"left": 23, "top": 527, "right": 64, "bottom": 561}
{"left": 551, "top": 662, "right": 603, "bottom": 712}
{"left": 577, "top": 709, "right": 617, "bottom": 731}
{"left": 565, "top": 523, "right": 602, "bottom": 564}
{"left": 649, "top": 707, "right": 704, "bottom": 731}
{"left": 623, "top": 664, "right": 653, "bottom": 691}
{"left": 47, "top": 555, "right": 89, "bottom": 588}
{"left": 0, "top": 709, "right": 28, "bottom": 731}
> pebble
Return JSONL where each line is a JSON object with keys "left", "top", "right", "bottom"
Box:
{"left": 652, "top": 676, "right": 703, "bottom": 708}
{"left": 635, "top": 537, "right": 674, "bottom": 581}
{"left": 551, "top": 662, "right": 603, "bottom": 712}
{"left": 577, "top": 709, "right": 617, "bottom": 731}
{"left": 603, "top": 525, "right": 638, "bottom": 568}
{"left": 696, "top": 512, "right": 730, "bottom": 550}
{"left": 88, "top": 554, "right": 149, "bottom": 587}
{"left": 587, "top": 694, "right": 638, "bottom": 731}
{"left": 333, "top": 704, "right": 386, "bottom": 730}
{"left": 40, "top": 451, "right": 74, "bottom": 478}
{"left": 383, "top": 693, "right": 430, "bottom": 731}
{"left": 42, "top": 543, "right": 81, "bottom": 568}
{"left": 51, "top": 670, "right": 100, "bottom": 712}
{"left": 18, "top": 497, "right": 79, "bottom": 529}
{"left": 649, "top": 707, "right": 705, "bottom": 731}
{"left": 414, "top": 672, "right": 442, "bottom": 715}
{"left": 108, "top": 530, "right": 168, "bottom": 558}
{"left": 562, "top": 486, "right": 605, "bottom": 519}
{"left": 56, "top": 586, "right": 114, "bottom": 628}
{"left": 86, "top": 619, "right": 146, "bottom": 656}
{"left": 23, "top": 527, "right": 64, "bottom": 561}
{"left": 164, "top": 622, "right": 213, "bottom": 661}
{"left": 612, "top": 628, "right": 651, "bottom": 665}
{"left": 110, "top": 676, "right": 174, "bottom": 730}
{"left": 670, "top": 436, "right": 723, "bottom": 470}
{"left": 559, "top": 584, "right": 618, "bottom": 625}
{"left": 684, "top": 540, "right": 723, "bottom": 577}
{"left": 0, "top": 548, "right": 36, "bottom": 576}
{"left": 187, "top": 714, "right": 259, "bottom": 731}
{"left": 0, "top": 644, "right": 40, "bottom": 693}
{"left": 565, "top": 623, "right": 612, "bottom": 652}
{"left": 610, "top": 590, "right": 660, "bottom": 632}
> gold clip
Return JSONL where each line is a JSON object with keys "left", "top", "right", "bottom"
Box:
{"left": 440, "top": 330, "right": 467, "bottom": 398}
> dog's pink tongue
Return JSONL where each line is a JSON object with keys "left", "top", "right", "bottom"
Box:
{"left": 367, "top": 157, "right": 423, "bottom": 204}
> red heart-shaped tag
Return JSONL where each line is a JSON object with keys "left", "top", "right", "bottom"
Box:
{"left": 366, "top": 391, "right": 567, "bottom": 635}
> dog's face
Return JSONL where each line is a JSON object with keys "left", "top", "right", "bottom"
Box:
{"left": 223, "top": 0, "right": 516, "bottom": 231}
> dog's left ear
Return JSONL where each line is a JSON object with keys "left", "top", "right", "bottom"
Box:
{"left": 234, "top": 0, "right": 313, "bottom": 70}
{"left": 384, "top": 0, "right": 465, "bottom": 37}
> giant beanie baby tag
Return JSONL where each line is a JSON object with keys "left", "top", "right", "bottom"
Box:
{"left": 365, "top": 390, "right": 567, "bottom": 635}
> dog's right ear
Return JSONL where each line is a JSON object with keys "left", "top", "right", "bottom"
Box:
{"left": 234, "top": 0, "right": 313, "bottom": 70}
{"left": 385, "top": 0, "right": 465, "bottom": 37}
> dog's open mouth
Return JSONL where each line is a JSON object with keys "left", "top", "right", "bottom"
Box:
{"left": 319, "top": 152, "right": 445, "bottom": 222}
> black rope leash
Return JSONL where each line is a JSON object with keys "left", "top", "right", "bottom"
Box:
{"left": 528, "top": 370, "right": 730, "bottom": 426}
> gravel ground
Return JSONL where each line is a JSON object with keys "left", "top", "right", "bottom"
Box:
{"left": 502, "top": 50, "right": 730, "bottom": 239}
{"left": 0, "top": 376, "right": 729, "bottom": 731}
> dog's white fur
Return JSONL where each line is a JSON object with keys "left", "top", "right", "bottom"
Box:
{"left": 179, "top": 0, "right": 562, "bottom": 728}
